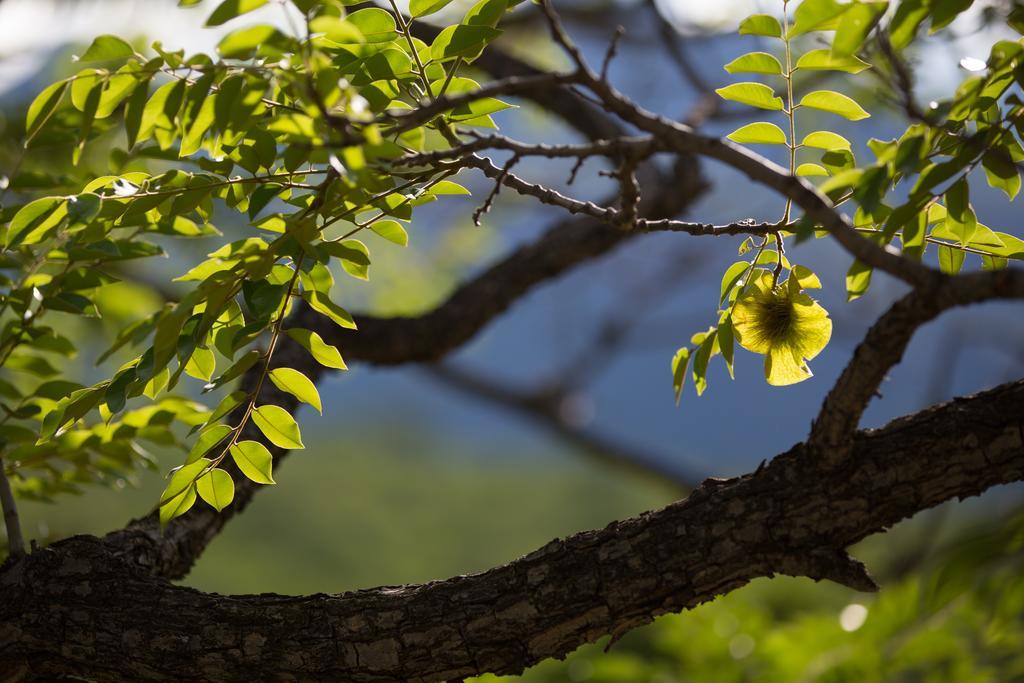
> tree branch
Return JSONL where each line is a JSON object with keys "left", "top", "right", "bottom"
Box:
{"left": 809, "top": 269, "right": 1024, "bottom": 455}
{"left": 5, "top": 378, "right": 1023, "bottom": 681}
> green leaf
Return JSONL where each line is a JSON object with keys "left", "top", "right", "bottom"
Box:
{"left": 184, "top": 346, "right": 216, "bottom": 382}
{"left": 727, "top": 122, "right": 787, "bottom": 145}
{"left": 308, "top": 16, "right": 364, "bottom": 43}
{"left": 66, "top": 193, "right": 101, "bottom": 226}
{"left": 720, "top": 261, "right": 750, "bottom": 304}
{"left": 80, "top": 35, "right": 134, "bottom": 62}
{"left": 464, "top": 0, "right": 507, "bottom": 26}
{"left": 205, "top": 349, "right": 261, "bottom": 391}
{"left": 218, "top": 25, "right": 282, "bottom": 59}
{"left": 794, "top": 48, "right": 871, "bottom": 73}
{"left": 320, "top": 239, "right": 371, "bottom": 280}
{"left": 724, "top": 52, "right": 783, "bottom": 75}
{"left": 411, "top": 0, "right": 456, "bottom": 17}
{"left": 938, "top": 245, "right": 965, "bottom": 274}
{"left": 285, "top": 328, "right": 347, "bottom": 370}
{"left": 832, "top": 1, "right": 888, "bottom": 57}
{"left": 186, "top": 423, "right": 233, "bottom": 464}
{"left": 845, "top": 259, "right": 873, "bottom": 301}
{"left": 179, "top": 93, "right": 216, "bottom": 157}
{"left": 196, "top": 468, "right": 235, "bottom": 512}
{"left": 159, "top": 482, "right": 197, "bottom": 526}
{"left": 251, "top": 404, "right": 304, "bottom": 449}
{"left": 930, "top": 0, "right": 972, "bottom": 31}
{"left": 124, "top": 78, "right": 149, "bottom": 148}
{"left": 268, "top": 367, "right": 322, "bottom": 414}
{"left": 790, "top": 0, "right": 849, "bottom": 37}
{"left": 718, "top": 316, "right": 735, "bottom": 379}
{"left": 671, "top": 347, "right": 690, "bottom": 405}
{"left": 159, "top": 458, "right": 208, "bottom": 506}
{"left": 230, "top": 440, "right": 275, "bottom": 484}
{"left": 304, "top": 291, "right": 357, "bottom": 330}
{"left": 799, "top": 90, "right": 870, "bottom": 120}
{"left": 944, "top": 178, "right": 977, "bottom": 245}
{"left": 981, "top": 149, "right": 1022, "bottom": 200}
{"left": 6, "top": 197, "right": 66, "bottom": 249}
{"left": 429, "top": 180, "right": 472, "bottom": 196}
{"left": 430, "top": 24, "right": 502, "bottom": 62}
{"left": 691, "top": 330, "right": 717, "bottom": 397}
{"left": 801, "top": 130, "right": 852, "bottom": 151}
{"left": 792, "top": 264, "right": 823, "bottom": 289}
{"left": 369, "top": 219, "right": 409, "bottom": 246}
{"left": 796, "top": 163, "right": 829, "bottom": 177}
{"left": 25, "top": 81, "right": 68, "bottom": 144}
{"left": 206, "top": 0, "right": 268, "bottom": 26}
{"left": 889, "top": 0, "right": 929, "bottom": 49}
{"left": 714, "top": 82, "right": 784, "bottom": 110}
{"left": 738, "top": 14, "right": 782, "bottom": 37}
{"left": 346, "top": 8, "right": 398, "bottom": 43}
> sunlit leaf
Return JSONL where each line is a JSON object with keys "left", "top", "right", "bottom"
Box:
{"left": 285, "top": 328, "right": 347, "bottom": 370}
{"left": 80, "top": 35, "right": 134, "bottom": 62}
{"left": 251, "top": 404, "right": 304, "bottom": 449}
{"left": 205, "top": 0, "right": 268, "bottom": 27}
{"left": 196, "top": 468, "right": 235, "bottom": 512}
{"left": 715, "top": 82, "right": 784, "bottom": 110}
{"left": 738, "top": 14, "right": 782, "bottom": 37}
{"left": 724, "top": 52, "right": 784, "bottom": 75}
{"left": 268, "top": 367, "right": 322, "bottom": 414}
{"left": 795, "top": 48, "right": 871, "bottom": 73}
{"left": 230, "top": 440, "right": 275, "bottom": 484}
{"left": 727, "top": 122, "right": 787, "bottom": 145}
{"left": 799, "top": 90, "right": 870, "bottom": 120}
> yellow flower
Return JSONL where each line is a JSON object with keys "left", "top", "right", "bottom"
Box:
{"left": 731, "top": 271, "right": 832, "bottom": 386}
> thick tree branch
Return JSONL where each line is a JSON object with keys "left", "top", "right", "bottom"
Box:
{"left": 4, "top": 378, "right": 1022, "bottom": 681}
{"left": 809, "top": 269, "right": 1024, "bottom": 454}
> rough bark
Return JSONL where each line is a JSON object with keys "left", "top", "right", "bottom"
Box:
{"left": 2, "top": 379, "right": 1021, "bottom": 682}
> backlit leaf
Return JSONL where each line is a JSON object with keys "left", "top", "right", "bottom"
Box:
{"left": 411, "top": 0, "right": 456, "bottom": 17}
{"left": 80, "top": 35, "right": 134, "bottom": 62}
{"left": 268, "top": 367, "right": 322, "bottom": 414}
{"left": 25, "top": 81, "right": 68, "bottom": 143}
{"left": 799, "top": 90, "right": 870, "bottom": 120}
{"left": 196, "top": 468, "right": 235, "bottom": 512}
{"left": 251, "top": 403, "right": 304, "bottom": 449}
{"left": 285, "top": 328, "right": 347, "bottom": 370}
{"left": 727, "top": 122, "right": 787, "bottom": 145}
{"left": 724, "top": 52, "right": 784, "bottom": 75}
{"left": 206, "top": 0, "right": 268, "bottom": 27}
{"left": 738, "top": 14, "right": 782, "bottom": 37}
{"left": 795, "top": 48, "right": 871, "bottom": 73}
{"left": 230, "top": 440, "right": 275, "bottom": 484}
{"left": 802, "top": 130, "right": 852, "bottom": 151}
{"left": 715, "top": 82, "right": 784, "bottom": 110}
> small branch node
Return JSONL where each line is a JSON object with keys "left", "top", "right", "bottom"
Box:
{"left": 473, "top": 154, "right": 520, "bottom": 226}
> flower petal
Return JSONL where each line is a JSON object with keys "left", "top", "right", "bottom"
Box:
{"left": 765, "top": 343, "right": 812, "bottom": 386}
{"left": 789, "top": 295, "right": 833, "bottom": 360}
{"left": 732, "top": 299, "right": 773, "bottom": 354}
